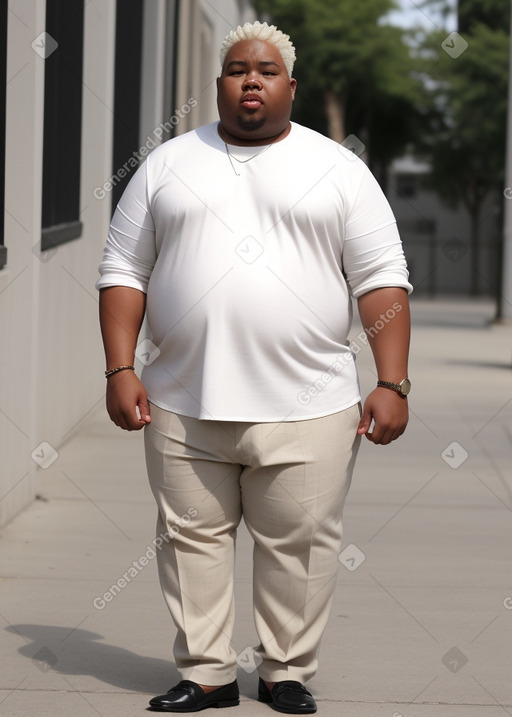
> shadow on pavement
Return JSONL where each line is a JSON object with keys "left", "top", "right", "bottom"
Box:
{"left": 7, "top": 623, "right": 177, "bottom": 694}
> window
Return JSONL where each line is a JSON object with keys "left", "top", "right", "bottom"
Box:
{"left": 40, "top": 0, "right": 84, "bottom": 250}
{"left": 396, "top": 173, "right": 418, "bottom": 199}
{"left": 0, "top": 0, "right": 7, "bottom": 269}
{"left": 111, "top": 0, "right": 144, "bottom": 211}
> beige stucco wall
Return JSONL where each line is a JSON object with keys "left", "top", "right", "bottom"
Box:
{"left": 0, "top": 0, "right": 256, "bottom": 527}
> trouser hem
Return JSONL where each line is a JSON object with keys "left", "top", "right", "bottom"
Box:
{"left": 179, "top": 667, "right": 238, "bottom": 685}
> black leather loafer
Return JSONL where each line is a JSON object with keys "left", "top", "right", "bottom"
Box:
{"left": 149, "top": 679, "right": 239, "bottom": 712}
{"left": 258, "top": 678, "right": 317, "bottom": 714}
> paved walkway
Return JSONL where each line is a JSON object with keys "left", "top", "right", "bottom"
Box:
{"left": 1, "top": 298, "right": 511, "bottom": 716}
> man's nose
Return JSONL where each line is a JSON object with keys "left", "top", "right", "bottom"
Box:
{"left": 243, "top": 74, "right": 262, "bottom": 89}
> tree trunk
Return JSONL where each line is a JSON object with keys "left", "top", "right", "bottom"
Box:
{"left": 324, "top": 89, "right": 346, "bottom": 144}
{"left": 469, "top": 201, "right": 481, "bottom": 297}
{"left": 373, "top": 160, "right": 389, "bottom": 195}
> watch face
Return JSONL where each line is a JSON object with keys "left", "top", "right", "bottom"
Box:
{"left": 400, "top": 378, "right": 411, "bottom": 395}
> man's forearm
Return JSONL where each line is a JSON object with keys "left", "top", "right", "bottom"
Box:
{"left": 99, "top": 286, "right": 147, "bottom": 369}
{"left": 357, "top": 287, "right": 410, "bottom": 381}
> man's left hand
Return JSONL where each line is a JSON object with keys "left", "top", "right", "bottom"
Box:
{"left": 357, "top": 388, "right": 409, "bottom": 445}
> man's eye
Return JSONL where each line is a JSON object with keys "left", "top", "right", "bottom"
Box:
{"left": 230, "top": 71, "right": 244, "bottom": 76}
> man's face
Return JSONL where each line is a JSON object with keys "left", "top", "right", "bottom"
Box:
{"left": 217, "top": 39, "right": 296, "bottom": 145}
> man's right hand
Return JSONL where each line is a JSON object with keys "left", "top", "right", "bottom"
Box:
{"left": 105, "top": 370, "right": 151, "bottom": 431}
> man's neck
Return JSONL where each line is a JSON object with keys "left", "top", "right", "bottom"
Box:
{"left": 217, "top": 122, "right": 292, "bottom": 146}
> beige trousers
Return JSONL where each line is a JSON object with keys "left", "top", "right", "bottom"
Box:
{"left": 144, "top": 403, "right": 361, "bottom": 685}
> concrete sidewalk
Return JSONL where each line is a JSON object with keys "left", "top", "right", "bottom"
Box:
{"left": 1, "top": 298, "right": 511, "bottom": 716}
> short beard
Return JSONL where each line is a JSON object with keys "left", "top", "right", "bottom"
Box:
{"left": 237, "top": 116, "right": 266, "bottom": 132}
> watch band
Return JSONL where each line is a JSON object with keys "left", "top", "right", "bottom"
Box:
{"left": 377, "top": 378, "right": 411, "bottom": 396}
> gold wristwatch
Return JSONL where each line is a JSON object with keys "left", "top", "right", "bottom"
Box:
{"left": 377, "top": 378, "right": 411, "bottom": 396}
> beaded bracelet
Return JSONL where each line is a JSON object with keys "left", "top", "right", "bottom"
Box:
{"left": 105, "top": 365, "right": 135, "bottom": 379}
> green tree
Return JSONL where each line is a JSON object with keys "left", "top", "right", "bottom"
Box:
{"left": 418, "top": 13, "right": 509, "bottom": 295}
{"left": 254, "top": 0, "right": 422, "bottom": 180}
{"left": 458, "top": 0, "right": 510, "bottom": 32}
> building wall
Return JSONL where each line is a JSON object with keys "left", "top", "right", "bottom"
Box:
{"left": 0, "top": 0, "right": 255, "bottom": 527}
{"left": 174, "top": 0, "right": 255, "bottom": 134}
{"left": 2, "top": 0, "right": 55, "bottom": 526}
{"left": 387, "top": 163, "right": 501, "bottom": 297}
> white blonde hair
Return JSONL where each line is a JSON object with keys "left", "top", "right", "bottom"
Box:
{"left": 219, "top": 21, "right": 296, "bottom": 77}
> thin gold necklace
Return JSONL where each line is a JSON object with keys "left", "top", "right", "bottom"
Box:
{"left": 224, "top": 142, "right": 272, "bottom": 176}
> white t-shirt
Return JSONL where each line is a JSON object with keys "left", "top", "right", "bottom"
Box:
{"left": 96, "top": 121, "right": 412, "bottom": 421}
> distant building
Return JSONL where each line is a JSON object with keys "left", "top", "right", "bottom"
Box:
{"left": 387, "top": 156, "right": 501, "bottom": 297}
{"left": 0, "top": 0, "right": 255, "bottom": 527}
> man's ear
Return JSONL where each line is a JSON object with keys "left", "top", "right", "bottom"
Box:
{"left": 290, "top": 78, "right": 297, "bottom": 101}
{"left": 216, "top": 76, "right": 220, "bottom": 91}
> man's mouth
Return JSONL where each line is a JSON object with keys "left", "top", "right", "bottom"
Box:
{"left": 241, "top": 95, "right": 262, "bottom": 109}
